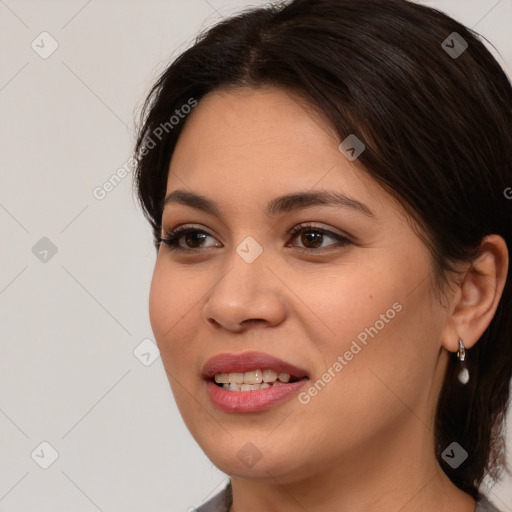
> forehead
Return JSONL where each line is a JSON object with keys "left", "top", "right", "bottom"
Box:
{"left": 165, "top": 86, "right": 393, "bottom": 220}
{"left": 171, "top": 87, "right": 335, "bottom": 170}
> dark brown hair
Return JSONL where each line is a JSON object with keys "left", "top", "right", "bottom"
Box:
{"left": 133, "top": 0, "right": 512, "bottom": 498}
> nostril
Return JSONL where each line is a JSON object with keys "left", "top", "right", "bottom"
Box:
{"left": 241, "top": 318, "right": 265, "bottom": 327}
{"left": 207, "top": 318, "right": 221, "bottom": 328}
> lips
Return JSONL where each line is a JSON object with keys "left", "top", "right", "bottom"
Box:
{"left": 201, "top": 351, "right": 310, "bottom": 380}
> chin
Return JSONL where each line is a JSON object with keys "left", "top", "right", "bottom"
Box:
{"left": 201, "top": 440, "right": 305, "bottom": 482}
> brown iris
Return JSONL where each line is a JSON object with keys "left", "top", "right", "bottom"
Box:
{"left": 185, "top": 232, "right": 207, "bottom": 248}
{"left": 300, "top": 230, "right": 323, "bottom": 249}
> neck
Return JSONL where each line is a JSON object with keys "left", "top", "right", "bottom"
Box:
{"left": 229, "top": 416, "right": 476, "bottom": 512}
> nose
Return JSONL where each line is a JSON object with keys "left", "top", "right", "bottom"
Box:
{"left": 202, "top": 251, "right": 287, "bottom": 333}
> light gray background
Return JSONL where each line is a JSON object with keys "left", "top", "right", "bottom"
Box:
{"left": 1, "top": 1, "right": 511, "bottom": 510}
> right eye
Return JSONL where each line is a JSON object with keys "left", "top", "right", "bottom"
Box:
{"left": 158, "top": 225, "right": 222, "bottom": 252}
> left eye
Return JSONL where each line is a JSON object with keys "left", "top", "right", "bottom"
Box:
{"left": 288, "top": 224, "right": 352, "bottom": 250}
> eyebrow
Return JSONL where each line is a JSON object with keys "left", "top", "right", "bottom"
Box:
{"left": 162, "top": 189, "right": 374, "bottom": 217}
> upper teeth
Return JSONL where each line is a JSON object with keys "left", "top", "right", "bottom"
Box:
{"left": 214, "top": 369, "right": 291, "bottom": 385}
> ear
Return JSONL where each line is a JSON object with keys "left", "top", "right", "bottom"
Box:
{"left": 441, "top": 234, "right": 509, "bottom": 353}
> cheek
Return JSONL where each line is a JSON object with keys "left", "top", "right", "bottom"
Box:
{"left": 310, "top": 282, "right": 442, "bottom": 428}
{"left": 148, "top": 259, "right": 207, "bottom": 416}
{"left": 298, "top": 263, "right": 402, "bottom": 349}
{"left": 148, "top": 260, "right": 173, "bottom": 342}
{"left": 302, "top": 256, "right": 442, "bottom": 416}
{"left": 148, "top": 258, "right": 204, "bottom": 360}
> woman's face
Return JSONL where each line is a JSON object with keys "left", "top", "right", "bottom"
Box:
{"left": 149, "top": 85, "right": 452, "bottom": 482}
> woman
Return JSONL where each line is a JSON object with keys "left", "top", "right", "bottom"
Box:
{"left": 133, "top": 0, "right": 511, "bottom": 510}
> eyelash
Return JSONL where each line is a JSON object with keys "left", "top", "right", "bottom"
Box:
{"left": 157, "top": 223, "right": 352, "bottom": 253}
